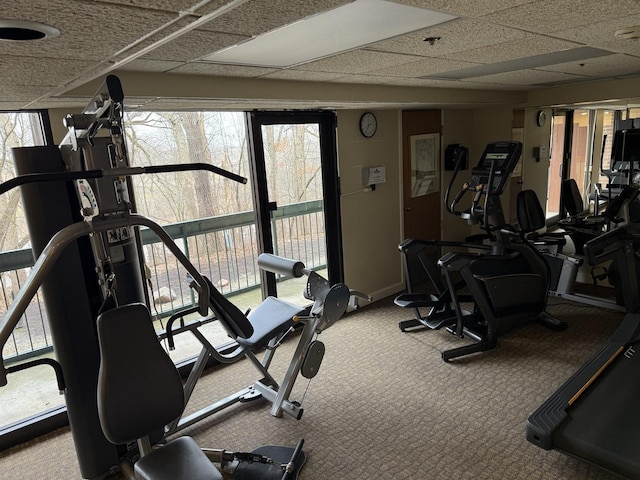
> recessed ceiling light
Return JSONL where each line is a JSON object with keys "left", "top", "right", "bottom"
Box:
{"left": 203, "top": 0, "right": 456, "bottom": 68}
{"left": 0, "top": 19, "right": 60, "bottom": 41}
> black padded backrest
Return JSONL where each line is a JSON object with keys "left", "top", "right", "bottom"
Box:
{"left": 517, "top": 190, "right": 546, "bottom": 233}
{"left": 97, "top": 303, "right": 185, "bottom": 445}
{"left": 562, "top": 179, "right": 584, "bottom": 216}
{"left": 603, "top": 186, "right": 640, "bottom": 221}
{"left": 204, "top": 277, "right": 253, "bottom": 339}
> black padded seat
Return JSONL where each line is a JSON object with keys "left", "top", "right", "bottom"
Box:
{"left": 203, "top": 276, "right": 304, "bottom": 349}
{"left": 561, "top": 179, "right": 606, "bottom": 231}
{"left": 135, "top": 437, "right": 222, "bottom": 480}
{"left": 517, "top": 189, "right": 567, "bottom": 251}
{"left": 237, "top": 296, "right": 305, "bottom": 348}
{"left": 563, "top": 178, "right": 585, "bottom": 217}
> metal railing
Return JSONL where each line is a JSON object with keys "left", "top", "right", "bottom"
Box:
{"left": 0, "top": 200, "right": 326, "bottom": 363}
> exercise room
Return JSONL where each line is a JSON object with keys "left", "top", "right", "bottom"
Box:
{"left": 1, "top": 1, "right": 640, "bottom": 479}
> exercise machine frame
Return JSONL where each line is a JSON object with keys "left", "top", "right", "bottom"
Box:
{"left": 0, "top": 74, "right": 361, "bottom": 479}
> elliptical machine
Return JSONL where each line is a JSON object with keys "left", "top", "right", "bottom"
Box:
{"left": 437, "top": 141, "right": 566, "bottom": 361}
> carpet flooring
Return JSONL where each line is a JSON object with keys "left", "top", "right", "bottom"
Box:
{"left": 0, "top": 294, "right": 627, "bottom": 479}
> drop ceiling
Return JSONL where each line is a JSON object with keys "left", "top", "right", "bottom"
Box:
{"left": 1, "top": 0, "right": 640, "bottom": 111}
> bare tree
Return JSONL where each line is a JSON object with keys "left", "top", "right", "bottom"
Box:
{"left": 0, "top": 113, "right": 32, "bottom": 251}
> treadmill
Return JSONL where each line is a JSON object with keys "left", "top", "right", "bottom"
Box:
{"left": 526, "top": 224, "right": 640, "bottom": 479}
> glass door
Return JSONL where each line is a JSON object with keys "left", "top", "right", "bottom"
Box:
{"left": 546, "top": 109, "right": 593, "bottom": 220}
{"left": 247, "top": 111, "right": 342, "bottom": 304}
{"left": 546, "top": 111, "right": 568, "bottom": 219}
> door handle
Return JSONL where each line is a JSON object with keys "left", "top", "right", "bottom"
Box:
{"left": 404, "top": 206, "right": 412, "bottom": 211}
{"left": 267, "top": 201, "right": 278, "bottom": 212}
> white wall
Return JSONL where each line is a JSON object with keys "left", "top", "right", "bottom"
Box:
{"left": 521, "top": 107, "right": 553, "bottom": 203}
{"left": 336, "top": 109, "right": 403, "bottom": 301}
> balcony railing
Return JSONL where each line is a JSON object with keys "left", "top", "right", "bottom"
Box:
{"left": 0, "top": 200, "right": 325, "bottom": 363}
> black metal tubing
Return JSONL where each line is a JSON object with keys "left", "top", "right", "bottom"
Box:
{"left": 6, "top": 358, "right": 65, "bottom": 392}
{"left": 281, "top": 438, "right": 305, "bottom": 480}
{"left": 0, "top": 162, "right": 247, "bottom": 196}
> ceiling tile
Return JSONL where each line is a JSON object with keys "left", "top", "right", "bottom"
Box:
{"left": 0, "top": 0, "right": 176, "bottom": 61}
{"left": 0, "top": 84, "right": 55, "bottom": 100}
{"left": 140, "top": 29, "right": 249, "bottom": 62}
{"left": 171, "top": 62, "right": 277, "bottom": 77}
{"left": 2, "top": 0, "right": 640, "bottom": 110}
{"left": 93, "top": 0, "right": 201, "bottom": 13}
{"left": 367, "top": 18, "right": 529, "bottom": 57}
{"left": 0, "top": 55, "right": 98, "bottom": 87}
{"left": 393, "top": 0, "right": 539, "bottom": 17}
{"left": 370, "top": 57, "right": 482, "bottom": 78}
{"left": 117, "top": 59, "right": 185, "bottom": 72}
{"left": 465, "top": 69, "right": 585, "bottom": 86}
{"left": 550, "top": 13, "right": 640, "bottom": 56}
{"left": 447, "top": 35, "right": 584, "bottom": 64}
{"left": 196, "top": 0, "right": 350, "bottom": 36}
{"left": 486, "top": 0, "right": 640, "bottom": 34}
{"left": 262, "top": 69, "right": 346, "bottom": 82}
{"left": 538, "top": 53, "right": 640, "bottom": 77}
{"left": 296, "top": 50, "right": 422, "bottom": 74}
{"left": 329, "top": 74, "right": 396, "bottom": 85}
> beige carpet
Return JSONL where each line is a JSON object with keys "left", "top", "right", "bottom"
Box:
{"left": 0, "top": 295, "right": 624, "bottom": 479}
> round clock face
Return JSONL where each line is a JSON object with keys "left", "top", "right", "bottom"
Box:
{"left": 537, "top": 110, "right": 547, "bottom": 127}
{"left": 359, "top": 112, "right": 377, "bottom": 138}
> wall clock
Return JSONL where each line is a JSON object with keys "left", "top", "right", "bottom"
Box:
{"left": 359, "top": 111, "right": 377, "bottom": 138}
{"left": 536, "top": 110, "right": 547, "bottom": 127}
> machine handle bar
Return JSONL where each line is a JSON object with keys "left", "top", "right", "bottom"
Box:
{"left": 6, "top": 358, "right": 66, "bottom": 393}
{"left": 0, "top": 214, "right": 210, "bottom": 387}
{"left": 0, "top": 162, "right": 247, "bottom": 196}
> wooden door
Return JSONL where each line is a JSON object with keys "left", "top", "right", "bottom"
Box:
{"left": 402, "top": 110, "right": 442, "bottom": 240}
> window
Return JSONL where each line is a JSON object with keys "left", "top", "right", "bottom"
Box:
{"left": 545, "top": 109, "right": 594, "bottom": 220}
{"left": 0, "top": 110, "right": 60, "bottom": 433}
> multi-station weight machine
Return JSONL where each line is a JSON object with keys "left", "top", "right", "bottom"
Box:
{"left": 0, "top": 75, "right": 357, "bottom": 480}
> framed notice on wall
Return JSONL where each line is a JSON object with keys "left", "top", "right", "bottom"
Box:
{"left": 410, "top": 133, "right": 440, "bottom": 197}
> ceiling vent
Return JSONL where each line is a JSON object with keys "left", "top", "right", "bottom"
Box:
{"left": 615, "top": 26, "right": 640, "bottom": 40}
